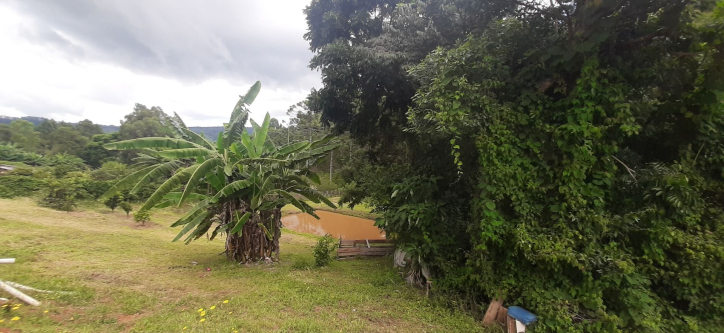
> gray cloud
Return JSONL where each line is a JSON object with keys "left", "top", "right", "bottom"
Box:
{"left": 6, "top": 0, "right": 318, "bottom": 89}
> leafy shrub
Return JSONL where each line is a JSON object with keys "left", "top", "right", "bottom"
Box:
{"left": 133, "top": 210, "right": 151, "bottom": 225}
{"left": 0, "top": 175, "right": 47, "bottom": 198}
{"left": 0, "top": 143, "right": 44, "bottom": 166}
{"left": 83, "top": 180, "right": 112, "bottom": 199}
{"left": 313, "top": 234, "right": 337, "bottom": 267}
{"left": 91, "top": 161, "right": 127, "bottom": 181}
{"left": 120, "top": 202, "right": 133, "bottom": 217}
{"left": 103, "top": 192, "right": 123, "bottom": 211}
{"left": 39, "top": 176, "right": 88, "bottom": 211}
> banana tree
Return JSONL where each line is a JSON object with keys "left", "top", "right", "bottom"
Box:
{"left": 101, "top": 81, "right": 338, "bottom": 263}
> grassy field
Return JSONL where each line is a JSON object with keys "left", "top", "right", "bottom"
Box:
{"left": 0, "top": 198, "right": 487, "bottom": 332}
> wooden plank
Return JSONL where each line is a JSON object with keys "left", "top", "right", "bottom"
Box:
{"left": 483, "top": 298, "right": 503, "bottom": 325}
{"left": 337, "top": 248, "right": 360, "bottom": 258}
{"left": 339, "top": 240, "right": 356, "bottom": 248}
{"left": 507, "top": 316, "right": 516, "bottom": 333}
{"left": 496, "top": 306, "right": 508, "bottom": 324}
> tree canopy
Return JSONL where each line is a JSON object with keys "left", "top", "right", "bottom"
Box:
{"left": 306, "top": 0, "right": 724, "bottom": 331}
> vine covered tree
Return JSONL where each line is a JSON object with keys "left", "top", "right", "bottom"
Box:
{"left": 306, "top": 0, "right": 724, "bottom": 331}
{"left": 102, "top": 82, "right": 338, "bottom": 263}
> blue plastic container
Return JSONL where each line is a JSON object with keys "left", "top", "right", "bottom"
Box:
{"left": 507, "top": 306, "right": 538, "bottom": 326}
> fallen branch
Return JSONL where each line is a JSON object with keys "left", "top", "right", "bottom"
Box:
{"left": 0, "top": 280, "right": 41, "bottom": 306}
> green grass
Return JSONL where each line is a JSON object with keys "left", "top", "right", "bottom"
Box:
{"left": 0, "top": 198, "right": 490, "bottom": 332}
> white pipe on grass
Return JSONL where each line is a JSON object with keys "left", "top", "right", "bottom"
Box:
{"left": 0, "top": 258, "right": 16, "bottom": 264}
{"left": 3, "top": 281, "right": 72, "bottom": 294}
{"left": 0, "top": 280, "right": 41, "bottom": 306}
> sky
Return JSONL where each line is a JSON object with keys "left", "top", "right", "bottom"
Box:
{"left": 0, "top": 0, "right": 319, "bottom": 127}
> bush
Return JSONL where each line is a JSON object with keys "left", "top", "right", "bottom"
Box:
{"left": 0, "top": 175, "right": 47, "bottom": 198}
{"left": 133, "top": 210, "right": 151, "bottom": 225}
{"left": 120, "top": 202, "right": 133, "bottom": 217}
{"left": 313, "top": 234, "right": 337, "bottom": 267}
{"left": 103, "top": 192, "right": 123, "bottom": 211}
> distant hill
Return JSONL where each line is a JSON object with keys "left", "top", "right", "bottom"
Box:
{"left": 0, "top": 115, "right": 249, "bottom": 138}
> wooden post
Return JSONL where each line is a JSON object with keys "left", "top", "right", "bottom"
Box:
{"left": 483, "top": 297, "right": 504, "bottom": 325}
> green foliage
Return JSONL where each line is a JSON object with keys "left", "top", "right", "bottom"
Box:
{"left": 133, "top": 209, "right": 151, "bottom": 225}
{"left": 0, "top": 143, "right": 44, "bottom": 166}
{"left": 91, "top": 161, "right": 128, "bottom": 181}
{"left": 309, "top": 0, "right": 724, "bottom": 331}
{"left": 103, "top": 192, "right": 123, "bottom": 211}
{"left": 103, "top": 82, "right": 339, "bottom": 258}
{"left": 8, "top": 119, "right": 40, "bottom": 151}
{"left": 80, "top": 133, "right": 119, "bottom": 168}
{"left": 313, "top": 234, "right": 337, "bottom": 267}
{"left": 40, "top": 173, "right": 89, "bottom": 211}
{"left": 120, "top": 201, "right": 133, "bottom": 217}
{"left": 48, "top": 154, "right": 87, "bottom": 178}
{"left": 0, "top": 175, "right": 47, "bottom": 198}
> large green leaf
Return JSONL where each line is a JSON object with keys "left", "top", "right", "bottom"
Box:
{"left": 179, "top": 158, "right": 222, "bottom": 206}
{"left": 172, "top": 211, "right": 210, "bottom": 242}
{"left": 156, "top": 148, "right": 213, "bottom": 159}
{"left": 242, "top": 81, "right": 261, "bottom": 105}
{"left": 309, "top": 134, "right": 336, "bottom": 149}
{"left": 181, "top": 128, "right": 215, "bottom": 150}
{"left": 226, "top": 109, "right": 249, "bottom": 149}
{"left": 130, "top": 160, "right": 182, "bottom": 194}
{"left": 104, "top": 137, "right": 201, "bottom": 150}
{"left": 230, "top": 212, "right": 251, "bottom": 235}
{"left": 206, "top": 167, "right": 225, "bottom": 191}
{"left": 185, "top": 219, "right": 213, "bottom": 244}
{"left": 212, "top": 180, "right": 253, "bottom": 202}
{"left": 139, "top": 164, "right": 200, "bottom": 212}
{"left": 271, "top": 189, "right": 305, "bottom": 213}
{"left": 276, "top": 141, "right": 309, "bottom": 156}
{"left": 254, "top": 113, "right": 271, "bottom": 155}
{"left": 299, "top": 169, "right": 321, "bottom": 184}
{"left": 99, "top": 164, "right": 157, "bottom": 200}
{"left": 171, "top": 199, "right": 209, "bottom": 227}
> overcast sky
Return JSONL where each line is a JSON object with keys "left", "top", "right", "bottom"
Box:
{"left": 0, "top": 0, "right": 318, "bottom": 126}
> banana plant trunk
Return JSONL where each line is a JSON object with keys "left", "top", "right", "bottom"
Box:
{"left": 223, "top": 201, "right": 281, "bottom": 263}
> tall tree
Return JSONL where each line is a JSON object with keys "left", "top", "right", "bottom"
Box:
{"left": 46, "top": 127, "right": 89, "bottom": 156}
{"left": 8, "top": 119, "right": 40, "bottom": 152}
{"left": 307, "top": 0, "right": 724, "bottom": 331}
{"left": 75, "top": 119, "right": 104, "bottom": 138}
{"left": 119, "top": 104, "right": 168, "bottom": 140}
{"left": 102, "top": 82, "right": 338, "bottom": 263}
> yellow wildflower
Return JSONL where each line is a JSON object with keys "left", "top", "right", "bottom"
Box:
{"left": 11, "top": 316, "right": 20, "bottom": 321}
{"left": 200, "top": 312, "right": 206, "bottom": 317}
{"left": 210, "top": 306, "right": 216, "bottom": 310}
{"left": 198, "top": 308, "right": 203, "bottom": 312}
{"left": 12, "top": 306, "right": 19, "bottom": 310}
{"left": 223, "top": 300, "right": 229, "bottom": 304}
{"left": 0, "top": 320, "right": 4, "bottom": 323}
{"left": 228, "top": 311, "right": 232, "bottom": 314}
{"left": 44, "top": 310, "right": 49, "bottom": 314}
{"left": 199, "top": 318, "right": 205, "bottom": 323}
{"left": 183, "top": 327, "right": 187, "bottom": 330}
